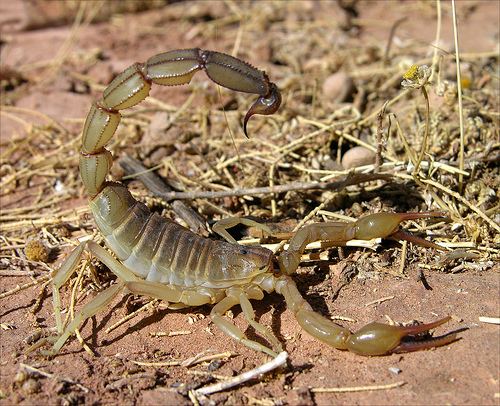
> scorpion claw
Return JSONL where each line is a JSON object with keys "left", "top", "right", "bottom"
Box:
{"left": 244, "top": 83, "right": 281, "bottom": 137}
{"left": 390, "top": 229, "right": 446, "bottom": 251}
{"left": 391, "top": 316, "right": 460, "bottom": 353}
{"left": 392, "top": 332, "right": 459, "bottom": 353}
{"left": 346, "top": 316, "right": 455, "bottom": 356}
{"left": 278, "top": 278, "right": 461, "bottom": 357}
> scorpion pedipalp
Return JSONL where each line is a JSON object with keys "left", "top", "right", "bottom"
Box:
{"left": 277, "top": 276, "right": 457, "bottom": 356}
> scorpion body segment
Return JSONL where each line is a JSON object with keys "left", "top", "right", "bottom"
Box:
{"left": 49, "top": 49, "right": 458, "bottom": 358}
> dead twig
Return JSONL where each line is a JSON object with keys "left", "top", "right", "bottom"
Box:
{"left": 155, "top": 173, "right": 392, "bottom": 201}
{"left": 194, "top": 351, "right": 288, "bottom": 396}
{"left": 119, "top": 155, "right": 208, "bottom": 235}
{"left": 478, "top": 317, "right": 500, "bottom": 325}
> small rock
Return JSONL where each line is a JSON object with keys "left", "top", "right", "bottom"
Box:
{"left": 388, "top": 367, "right": 402, "bottom": 375}
{"left": 341, "top": 146, "right": 376, "bottom": 169}
{"left": 322, "top": 71, "right": 354, "bottom": 103}
{"left": 21, "top": 378, "right": 41, "bottom": 395}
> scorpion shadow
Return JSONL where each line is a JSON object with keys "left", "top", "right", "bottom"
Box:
{"left": 89, "top": 259, "right": 340, "bottom": 361}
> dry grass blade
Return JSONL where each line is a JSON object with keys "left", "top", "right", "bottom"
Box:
{"left": 451, "top": 0, "right": 466, "bottom": 193}
{"left": 311, "top": 380, "right": 406, "bottom": 393}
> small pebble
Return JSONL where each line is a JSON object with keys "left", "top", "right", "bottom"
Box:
{"left": 388, "top": 367, "right": 402, "bottom": 375}
{"left": 341, "top": 146, "right": 376, "bottom": 169}
{"left": 322, "top": 71, "right": 354, "bottom": 103}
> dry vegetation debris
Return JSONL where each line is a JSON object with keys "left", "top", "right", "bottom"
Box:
{"left": 0, "top": 1, "right": 499, "bottom": 405}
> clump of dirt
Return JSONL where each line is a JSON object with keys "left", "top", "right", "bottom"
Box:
{"left": 1, "top": 1, "right": 498, "bottom": 405}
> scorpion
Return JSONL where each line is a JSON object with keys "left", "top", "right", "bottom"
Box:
{"left": 47, "top": 48, "right": 458, "bottom": 358}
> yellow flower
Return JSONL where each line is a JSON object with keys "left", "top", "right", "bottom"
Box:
{"left": 401, "top": 65, "right": 431, "bottom": 89}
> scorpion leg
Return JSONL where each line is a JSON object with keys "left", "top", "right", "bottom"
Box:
{"left": 236, "top": 286, "right": 283, "bottom": 353}
{"left": 48, "top": 241, "right": 140, "bottom": 353}
{"left": 49, "top": 283, "right": 124, "bottom": 355}
{"left": 211, "top": 288, "right": 279, "bottom": 357}
{"left": 52, "top": 243, "right": 88, "bottom": 334}
{"left": 124, "top": 280, "right": 221, "bottom": 306}
{"left": 126, "top": 281, "right": 281, "bottom": 355}
{"left": 213, "top": 217, "right": 272, "bottom": 244}
{"left": 275, "top": 276, "right": 457, "bottom": 356}
{"left": 52, "top": 261, "right": 222, "bottom": 354}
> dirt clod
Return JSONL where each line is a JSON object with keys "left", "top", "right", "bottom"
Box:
{"left": 24, "top": 239, "right": 50, "bottom": 263}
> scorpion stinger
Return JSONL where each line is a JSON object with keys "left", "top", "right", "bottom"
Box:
{"left": 243, "top": 82, "right": 281, "bottom": 138}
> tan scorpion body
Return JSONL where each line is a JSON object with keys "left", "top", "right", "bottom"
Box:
{"left": 49, "top": 48, "right": 458, "bottom": 358}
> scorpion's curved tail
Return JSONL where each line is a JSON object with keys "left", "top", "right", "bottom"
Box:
{"left": 79, "top": 48, "right": 281, "bottom": 201}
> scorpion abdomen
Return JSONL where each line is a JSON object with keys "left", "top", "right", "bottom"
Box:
{"left": 90, "top": 184, "right": 272, "bottom": 289}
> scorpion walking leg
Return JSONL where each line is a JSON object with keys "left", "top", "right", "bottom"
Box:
{"left": 49, "top": 241, "right": 140, "bottom": 353}
{"left": 124, "top": 280, "right": 218, "bottom": 306}
{"left": 236, "top": 286, "right": 283, "bottom": 352}
{"left": 52, "top": 243, "right": 88, "bottom": 334}
{"left": 53, "top": 241, "right": 140, "bottom": 333}
{"left": 213, "top": 217, "right": 272, "bottom": 244}
{"left": 50, "top": 283, "right": 124, "bottom": 354}
{"left": 211, "top": 288, "right": 279, "bottom": 357}
{"left": 125, "top": 281, "right": 281, "bottom": 354}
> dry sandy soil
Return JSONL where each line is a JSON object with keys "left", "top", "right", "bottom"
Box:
{"left": 1, "top": 1, "right": 499, "bottom": 405}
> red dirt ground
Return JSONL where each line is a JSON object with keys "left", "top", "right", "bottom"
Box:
{"left": 1, "top": 1, "right": 499, "bottom": 405}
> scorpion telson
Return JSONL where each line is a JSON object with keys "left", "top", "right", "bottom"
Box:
{"left": 46, "top": 48, "right": 458, "bottom": 357}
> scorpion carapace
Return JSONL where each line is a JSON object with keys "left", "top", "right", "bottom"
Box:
{"left": 48, "top": 48, "right": 458, "bottom": 358}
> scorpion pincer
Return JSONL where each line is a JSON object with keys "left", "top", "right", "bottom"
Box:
{"left": 47, "top": 48, "right": 458, "bottom": 358}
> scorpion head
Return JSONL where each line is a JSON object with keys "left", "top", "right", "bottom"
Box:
{"left": 234, "top": 245, "right": 274, "bottom": 276}
{"left": 209, "top": 244, "right": 273, "bottom": 285}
